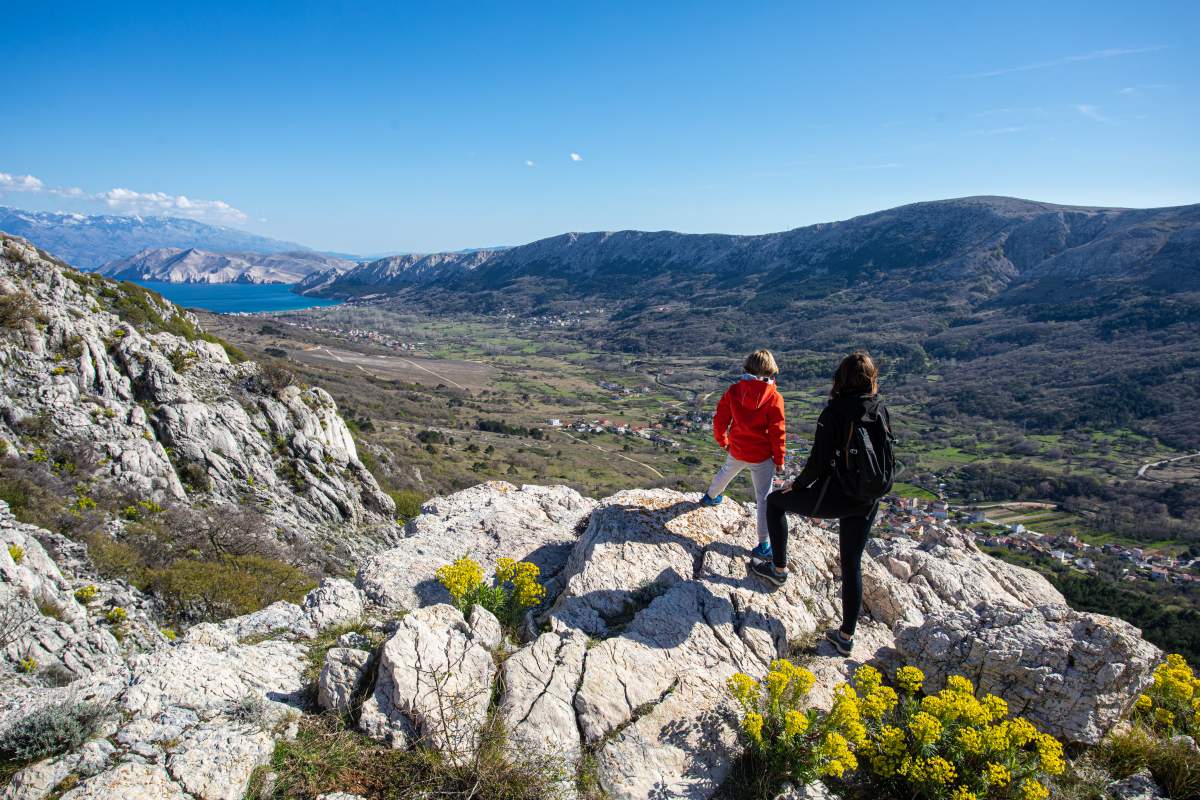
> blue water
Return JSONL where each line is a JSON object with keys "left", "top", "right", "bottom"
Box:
{"left": 130, "top": 280, "right": 342, "bottom": 314}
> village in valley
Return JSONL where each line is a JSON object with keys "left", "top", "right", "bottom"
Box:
{"left": 862, "top": 494, "right": 1200, "bottom": 588}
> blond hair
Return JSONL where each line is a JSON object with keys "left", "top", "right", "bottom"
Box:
{"left": 743, "top": 349, "right": 779, "bottom": 378}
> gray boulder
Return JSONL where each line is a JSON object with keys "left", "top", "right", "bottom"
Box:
{"left": 318, "top": 647, "right": 374, "bottom": 715}
{"left": 358, "top": 604, "right": 496, "bottom": 755}
{"left": 356, "top": 482, "right": 595, "bottom": 611}
{"left": 894, "top": 603, "right": 1161, "bottom": 744}
{"left": 1107, "top": 769, "right": 1168, "bottom": 800}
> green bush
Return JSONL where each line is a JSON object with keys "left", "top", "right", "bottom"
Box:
{"left": 388, "top": 489, "right": 427, "bottom": 523}
{"left": 1095, "top": 723, "right": 1200, "bottom": 799}
{"left": 98, "top": 280, "right": 245, "bottom": 362}
{"left": 6, "top": 544, "right": 24, "bottom": 564}
{"left": 148, "top": 554, "right": 316, "bottom": 622}
{"left": 246, "top": 713, "right": 567, "bottom": 800}
{"left": 104, "top": 606, "right": 127, "bottom": 625}
{"left": 0, "top": 290, "right": 39, "bottom": 328}
{"left": 0, "top": 701, "right": 106, "bottom": 763}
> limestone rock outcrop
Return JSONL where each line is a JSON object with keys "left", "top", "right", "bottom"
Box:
{"left": 356, "top": 481, "right": 595, "bottom": 611}
{"left": 893, "top": 603, "right": 1162, "bottom": 745}
{"left": 0, "top": 575, "right": 363, "bottom": 800}
{"left": 0, "top": 234, "right": 396, "bottom": 567}
{"left": 0, "top": 479, "right": 1166, "bottom": 799}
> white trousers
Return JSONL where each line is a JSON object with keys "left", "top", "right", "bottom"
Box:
{"left": 706, "top": 453, "right": 775, "bottom": 544}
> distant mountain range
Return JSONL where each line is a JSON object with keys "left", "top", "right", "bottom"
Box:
{"left": 0, "top": 206, "right": 311, "bottom": 268}
{"left": 98, "top": 247, "right": 357, "bottom": 285}
{"left": 297, "top": 195, "right": 1200, "bottom": 449}
{"left": 301, "top": 196, "right": 1199, "bottom": 305}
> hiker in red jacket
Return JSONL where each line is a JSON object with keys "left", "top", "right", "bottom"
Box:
{"left": 700, "top": 349, "right": 786, "bottom": 561}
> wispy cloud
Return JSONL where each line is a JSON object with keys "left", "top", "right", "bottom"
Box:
{"left": 972, "top": 126, "right": 1028, "bottom": 135}
{"left": 1072, "top": 104, "right": 1111, "bottom": 123}
{"left": 0, "top": 171, "right": 247, "bottom": 224}
{"left": 966, "top": 45, "right": 1167, "bottom": 78}
{"left": 524, "top": 159, "right": 536, "bottom": 167}
{"left": 970, "top": 106, "right": 1047, "bottom": 118}
{"left": 569, "top": 152, "right": 583, "bottom": 162}
{"left": 843, "top": 162, "right": 903, "bottom": 171}
{"left": 1118, "top": 83, "right": 1168, "bottom": 95}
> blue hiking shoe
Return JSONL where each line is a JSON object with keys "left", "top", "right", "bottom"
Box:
{"left": 750, "top": 541, "right": 773, "bottom": 563}
{"left": 699, "top": 493, "right": 724, "bottom": 507}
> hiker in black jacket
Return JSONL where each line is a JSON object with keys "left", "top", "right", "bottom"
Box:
{"left": 751, "top": 351, "right": 891, "bottom": 657}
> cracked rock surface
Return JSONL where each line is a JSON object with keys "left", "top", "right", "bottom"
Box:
{"left": 353, "top": 485, "right": 1158, "bottom": 800}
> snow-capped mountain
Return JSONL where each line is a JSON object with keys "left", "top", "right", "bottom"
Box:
{"left": 0, "top": 206, "right": 308, "bottom": 268}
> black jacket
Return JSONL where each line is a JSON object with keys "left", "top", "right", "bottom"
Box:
{"left": 794, "top": 393, "right": 890, "bottom": 489}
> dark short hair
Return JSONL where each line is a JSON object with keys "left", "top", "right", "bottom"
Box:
{"left": 830, "top": 351, "right": 878, "bottom": 399}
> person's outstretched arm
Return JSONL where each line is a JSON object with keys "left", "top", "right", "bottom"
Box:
{"left": 712, "top": 388, "right": 733, "bottom": 449}
{"left": 791, "top": 407, "right": 834, "bottom": 488}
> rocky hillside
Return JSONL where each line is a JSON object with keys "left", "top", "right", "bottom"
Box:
{"left": 0, "top": 234, "right": 396, "bottom": 566}
{"left": 97, "top": 248, "right": 357, "bottom": 285}
{"left": 0, "top": 208, "right": 309, "bottom": 269}
{"left": 296, "top": 249, "right": 500, "bottom": 295}
{"left": 0, "top": 481, "right": 1169, "bottom": 799}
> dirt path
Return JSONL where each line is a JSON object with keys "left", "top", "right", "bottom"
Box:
{"left": 1136, "top": 451, "right": 1200, "bottom": 481}
{"left": 556, "top": 430, "right": 666, "bottom": 479}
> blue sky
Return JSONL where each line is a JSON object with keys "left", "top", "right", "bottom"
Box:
{"left": 1, "top": 1, "right": 1196, "bottom": 254}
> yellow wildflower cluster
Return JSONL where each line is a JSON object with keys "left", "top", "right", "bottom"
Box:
{"left": 435, "top": 556, "right": 484, "bottom": 603}
{"left": 726, "top": 659, "right": 854, "bottom": 782}
{"left": 857, "top": 667, "right": 1062, "bottom": 799}
{"left": 727, "top": 660, "right": 1066, "bottom": 796}
{"left": 1134, "top": 653, "right": 1200, "bottom": 737}
{"left": 896, "top": 665, "right": 924, "bottom": 694}
{"left": 435, "top": 555, "right": 546, "bottom": 631}
{"left": 495, "top": 557, "right": 545, "bottom": 608}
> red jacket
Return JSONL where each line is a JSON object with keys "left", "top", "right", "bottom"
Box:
{"left": 713, "top": 378, "right": 786, "bottom": 467}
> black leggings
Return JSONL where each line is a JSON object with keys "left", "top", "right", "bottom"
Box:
{"left": 765, "top": 478, "right": 878, "bottom": 637}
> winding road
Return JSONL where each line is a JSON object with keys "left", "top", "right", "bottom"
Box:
{"left": 1136, "top": 451, "right": 1200, "bottom": 481}
{"left": 555, "top": 430, "right": 665, "bottom": 479}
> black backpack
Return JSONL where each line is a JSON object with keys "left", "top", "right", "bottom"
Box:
{"left": 833, "top": 408, "right": 896, "bottom": 504}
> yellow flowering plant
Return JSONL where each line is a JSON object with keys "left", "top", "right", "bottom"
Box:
{"left": 857, "top": 665, "right": 1064, "bottom": 800}
{"left": 435, "top": 555, "right": 546, "bottom": 632}
{"left": 727, "top": 658, "right": 862, "bottom": 784}
{"left": 1132, "top": 653, "right": 1199, "bottom": 738}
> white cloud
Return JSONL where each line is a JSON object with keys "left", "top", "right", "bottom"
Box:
{"left": 569, "top": 152, "right": 583, "bottom": 162}
{"left": 1073, "top": 104, "right": 1111, "bottom": 123}
{"left": 99, "top": 188, "right": 247, "bottom": 223}
{"left": 525, "top": 159, "right": 536, "bottom": 167}
{"left": 0, "top": 172, "right": 44, "bottom": 192}
{"left": 967, "top": 45, "right": 1167, "bottom": 79}
{"left": 0, "top": 170, "right": 247, "bottom": 224}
